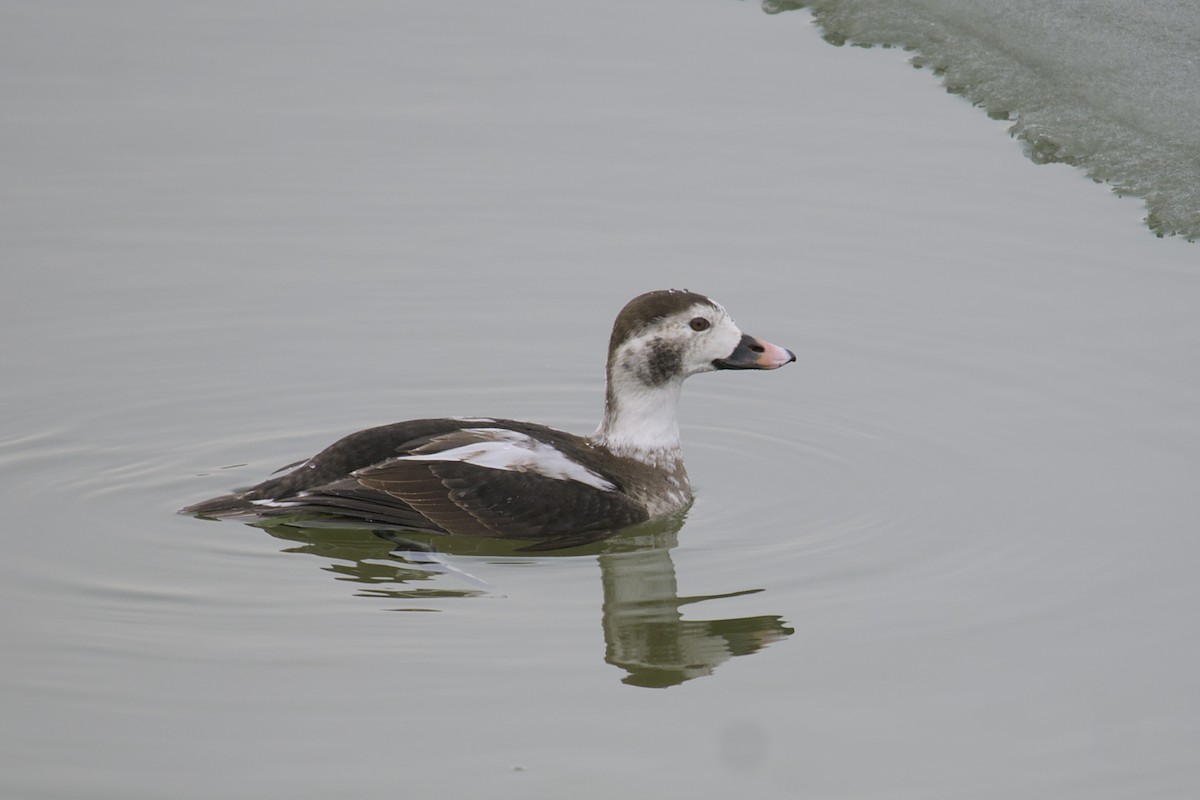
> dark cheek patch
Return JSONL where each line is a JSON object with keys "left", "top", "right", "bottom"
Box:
{"left": 639, "top": 338, "right": 682, "bottom": 385}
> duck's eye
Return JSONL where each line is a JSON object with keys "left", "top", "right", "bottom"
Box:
{"left": 689, "top": 317, "right": 711, "bottom": 332}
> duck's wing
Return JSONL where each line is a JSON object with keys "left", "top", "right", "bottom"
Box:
{"left": 248, "top": 480, "right": 448, "bottom": 532}
{"left": 306, "top": 427, "right": 650, "bottom": 539}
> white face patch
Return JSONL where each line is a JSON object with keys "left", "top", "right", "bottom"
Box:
{"left": 395, "top": 428, "right": 617, "bottom": 492}
{"left": 615, "top": 302, "right": 743, "bottom": 385}
{"left": 681, "top": 303, "right": 743, "bottom": 373}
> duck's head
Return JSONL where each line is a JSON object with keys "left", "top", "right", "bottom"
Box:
{"left": 595, "top": 289, "right": 794, "bottom": 459}
{"left": 606, "top": 289, "right": 795, "bottom": 386}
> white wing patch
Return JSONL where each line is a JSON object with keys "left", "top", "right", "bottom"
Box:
{"left": 250, "top": 497, "right": 303, "bottom": 507}
{"left": 394, "top": 428, "right": 617, "bottom": 491}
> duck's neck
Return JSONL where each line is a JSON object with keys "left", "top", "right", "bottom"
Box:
{"left": 591, "top": 370, "right": 685, "bottom": 466}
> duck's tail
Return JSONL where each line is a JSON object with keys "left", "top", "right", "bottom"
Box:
{"left": 179, "top": 491, "right": 260, "bottom": 518}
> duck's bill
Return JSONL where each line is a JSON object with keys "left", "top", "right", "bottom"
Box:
{"left": 712, "top": 333, "right": 796, "bottom": 370}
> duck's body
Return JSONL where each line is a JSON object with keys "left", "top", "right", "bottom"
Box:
{"left": 183, "top": 290, "right": 794, "bottom": 541}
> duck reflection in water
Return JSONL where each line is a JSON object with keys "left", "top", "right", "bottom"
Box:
{"left": 258, "top": 515, "right": 793, "bottom": 688}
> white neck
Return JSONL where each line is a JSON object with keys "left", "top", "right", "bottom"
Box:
{"left": 591, "top": 373, "right": 684, "bottom": 465}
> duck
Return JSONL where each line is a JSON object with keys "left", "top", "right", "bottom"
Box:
{"left": 182, "top": 289, "right": 795, "bottom": 545}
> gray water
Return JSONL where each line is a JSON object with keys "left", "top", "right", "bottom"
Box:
{"left": 3, "top": 2, "right": 1199, "bottom": 798}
